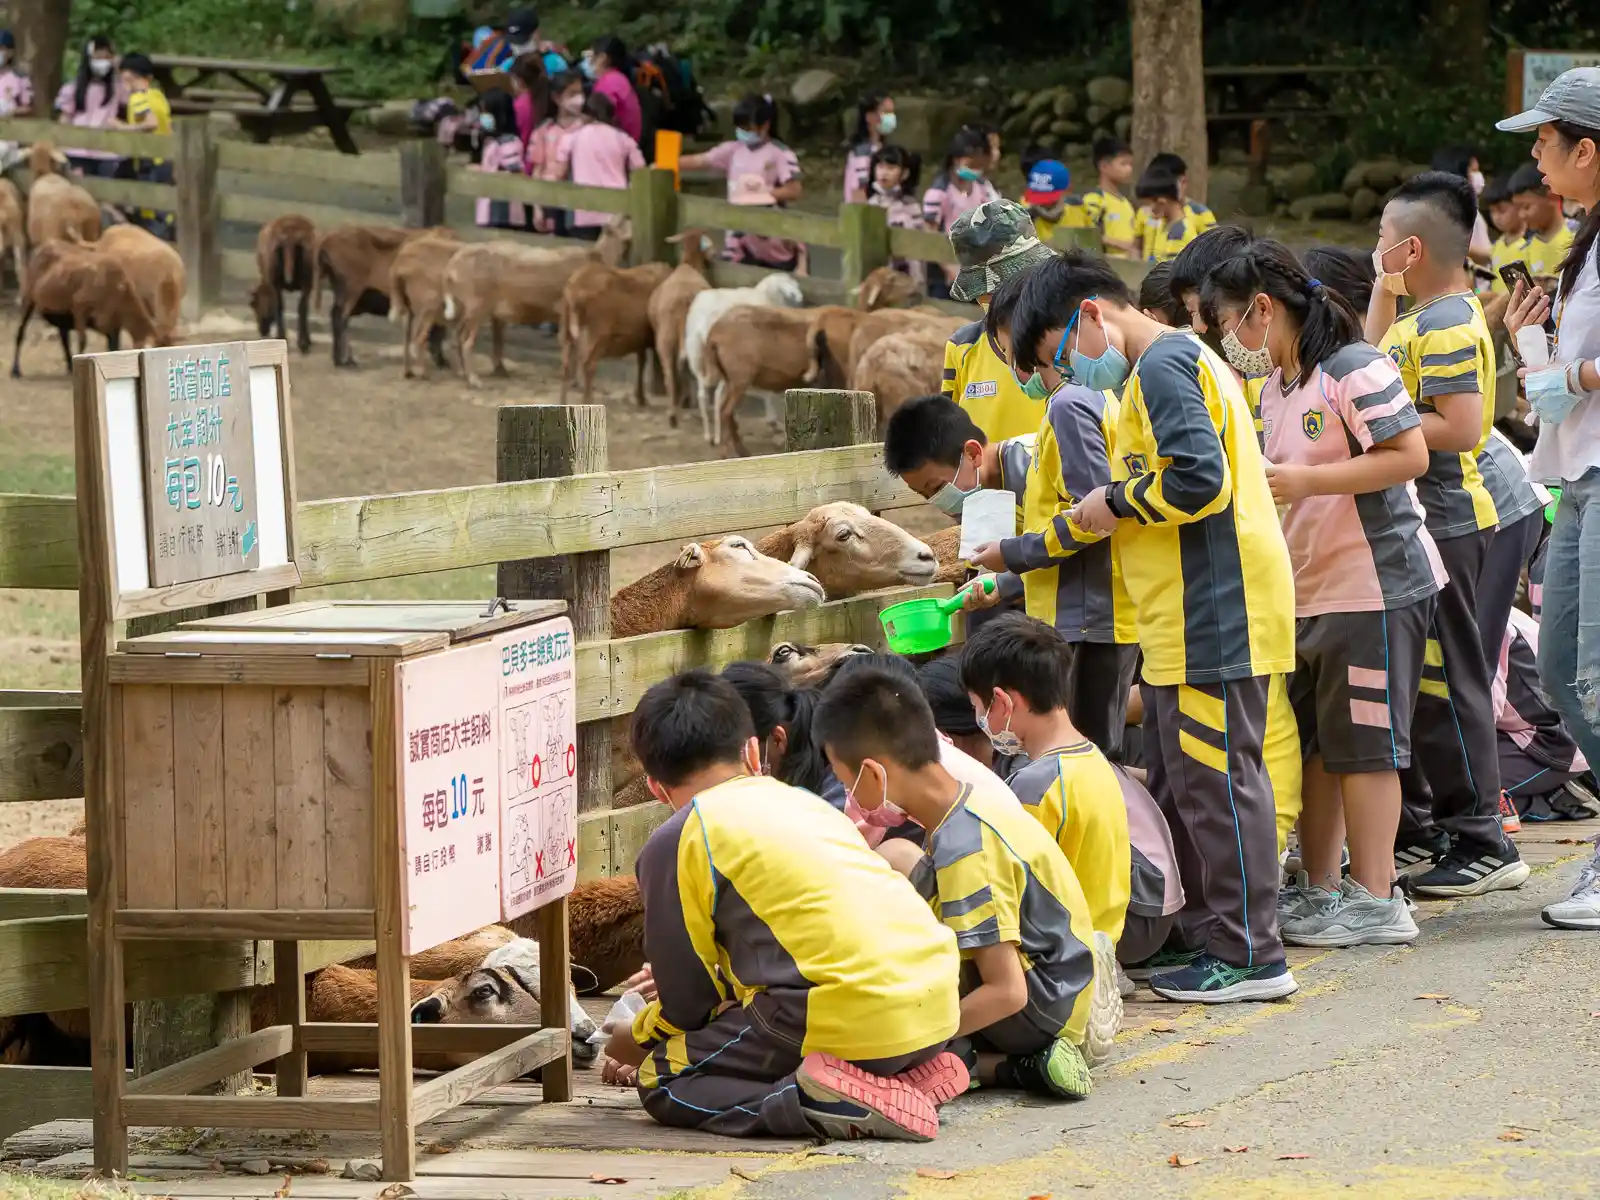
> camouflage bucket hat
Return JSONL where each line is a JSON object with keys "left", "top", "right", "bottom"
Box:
{"left": 948, "top": 199, "right": 1056, "bottom": 302}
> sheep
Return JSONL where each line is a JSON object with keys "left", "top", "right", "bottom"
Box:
{"left": 0, "top": 176, "right": 23, "bottom": 301}
{"left": 608, "top": 535, "right": 825, "bottom": 639}
{"left": 250, "top": 215, "right": 317, "bottom": 354}
{"left": 96, "top": 224, "right": 185, "bottom": 346}
{"left": 846, "top": 307, "right": 963, "bottom": 387}
{"left": 856, "top": 264, "right": 923, "bottom": 310}
{"left": 312, "top": 224, "right": 455, "bottom": 369}
{"left": 768, "top": 640, "right": 874, "bottom": 688}
{"left": 557, "top": 258, "right": 673, "bottom": 405}
{"left": 851, "top": 323, "right": 952, "bottom": 427}
{"left": 646, "top": 230, "right": 713, "bottom": 424}
{"left": 24, "top": 143, "right": 100, "bottom": 248}
{"left": 387, "top": 231, "right": 464, "bottom": 379}
{"left": 804, "top": 304, "right": 867, "bottom": 389}
{"left": 753, "top": 501, "right": 937, "bottom": 595}
{"left": 440, "top": 216, "right": 631, "bottom": 389}
{"left": 11, "top": 239, "right": 158, "bottom": 377}
{"left": 683, "top": 272, "right": 805, "bottom": 443}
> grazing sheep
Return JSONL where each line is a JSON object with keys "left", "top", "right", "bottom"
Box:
{"left": 23, "top": 143, "right": 100, "bottom": 248}
{"left": 845, "top": 307, "right": 962, "bottom": 387}
{"left": 96, "top": 223, "right": 185, "bottom": 346}
{"left": 683, "top": 272, "right": 805, "bottom": 443}
{"left": 387, "top": 231, "right": 464, "bottom": 379}
{"left": 856, "top": 264, "right": 923, "bottom": 310}
{"left": 11, "top": 239, "right": 158, "bottom": 376}
{"left": 313, "top": 224, "right": 456, "bottom": 368}
{"left": 646, "top": 230, "right": 713, "bottom": 424}
{"left": 250, "top": 215, "right": 317, "bottom": 353}
{"left": 557, "top": 258, "right": 673, "bottom": 405}
{"left": 804, "top": 304, "right": 868, "bottom": 389}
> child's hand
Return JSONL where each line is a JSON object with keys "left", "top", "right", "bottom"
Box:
{"left": 600, "top": 1057, "right": 639, "bottom": 1087}
{"left": 620, "top": 964, "right": 657, "bottom": 1001}
{"left": 967, "top": 543, "right": 1007, "bottom": 573}
{"left": 1069, "top": 486, "right": 1118, "bottom": 534}
{"left": 1265, "top": 461, "right": 1314, "bottom": 505}
{"left": 960, "top": 571, "right": 1005, "bottom": 609}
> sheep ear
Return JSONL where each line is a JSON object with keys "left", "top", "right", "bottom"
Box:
{"left": 860, "top": 275, "right": 882, "bottom": 309}
{"left": 675, "top": 543, "right": 705, "bottom": 570}
{"left": 787, "top": 541, "right": 813, "bottom": 571}
{"left": 664, "top": 232, "right": 686, "bottom": 245}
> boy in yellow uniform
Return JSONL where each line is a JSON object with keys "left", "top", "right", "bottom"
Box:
{"left": 117, "top": 53, "right": 173, "bottom": 238}
{"left": 608, "top": 671, "right": 965, "bottom": 1142}
{"left": 1149, "top": 151, "right": 1217, "bottom": 235}
{"left": 1369, "top": 172, "right": 1527, "bottom": 896}
{"left": 941, "top": 199, "right": 1057, "bottom": 441}
{"left": 1510, "top": 160, "right": 1574, "bottom": 283}
{"left": 1080, "top": 136, "right": 1138, "bottom": 259}
{"left": 1483, "top": 175, "right": 1528, "bottom": 292}
{"left": 1021, "top": 159, "right": 1090, "bottom": 244}
{"left": 1006, "top": 250, "right": 1298, "bottom": 1004}
{"left": 815, "top": 663, "right": 1121, "bottom": 1093}
{"left": 1135, "top": 169, "right": 1197, "bottom": 262}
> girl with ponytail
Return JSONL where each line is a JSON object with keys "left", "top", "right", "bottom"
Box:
{"left": 1202, "top": 239, "right": 1441, "bottom": 951}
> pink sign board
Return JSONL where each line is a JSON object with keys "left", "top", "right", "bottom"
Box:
{"left": 398, "top": 640, "right": 503, "bottom": 954}
{"left": 493, "top": 617, "right": 580, "bottom": 920}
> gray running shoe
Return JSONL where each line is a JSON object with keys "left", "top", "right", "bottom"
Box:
{"left": 1278, "top": 870, "right": 1334, "bottom": 922}
{"left": 1282, "top": 878, "right": 1419, "bottom": 947}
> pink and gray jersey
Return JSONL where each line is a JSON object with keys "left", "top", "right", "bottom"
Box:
{"left": 703, "top": 138, "right": 803, "bottom": 266}
{"left": 1495, "top": 608, "right": 1588, "bottom": 776}
{"left": 0, "top": 69, "right": 32, "bottom": 117}
{"left": 1477, "top": 428, "right": 1547, "bottom": 527}
{"left": 1261, "top": 341, "right": 1446, "bottom": 617}
{"left": 921, "top": 172, "right": 999, "bottom": 233}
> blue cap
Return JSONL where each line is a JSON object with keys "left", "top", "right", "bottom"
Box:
{"left": 1024, "top": 160, "right": 1071, "bottom": 205}
{"left": 0, "top": 30, "right": 15, "bottom": 49}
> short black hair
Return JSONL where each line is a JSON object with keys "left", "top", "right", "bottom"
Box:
{"left": 831, "top": 651, "right": 919, "bottom": 689}
{"left": 1480, "top": 174, "right": 1514, "bottom": 207}
{"left": 1388, "top": 171, "right": 1478, "bottom": 256}
{"left": 1300, "top": 245, "right": 1375, "bottom": 316}
{"left": 958, "top": 613, "right": 1072, "bottom": 713}
{"left": 917, "top": 655, "right": 981, "bottom": 736}
{"left": 120, "top": 52, "right": 155, "bottom": 78}
{"left": 1509, "top": 161, "right": 1548, "bottom": 198}
{"left": 1149, "top": 151, "right": 1187, "bottom": 177}
{"left": 1138, "top": 261, "right": 1182, "bottom": 324}
{"left": 1092, "top": 136, "right": 1130, "bottom": 167}
{"left": 1169, "top": 224, "right": 1253, "bottom": 306}
{"left": 883, "top": 395, "right": 985, "bottom": 475}
{"left": 733, "top": 92, "right": 779, "bottom": 136}
{"left": 1008, "top": 249, "right": 1132, "bottom": 374}
{"left": 720, "top": 660, "right": 826, "bottom": 794}
{"left": 814, "top": 665, "right": 940, "bottom": 771}
{"left": 1430, "top": 144, "right": 1477, "bottom": 178}
{"left": 1135, "top": 168, "right": 1181, "bottom": 201}
{"left": 630, "top": 670, "right": 754, "bottom": 786}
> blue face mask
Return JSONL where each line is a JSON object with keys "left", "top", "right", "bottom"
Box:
{"left": 955, "top": 165, "right": 984, "bottom": 183}
{"left": 1525, "top": 364, "right": 1583, "bottom": 425}
{"left": 579, "top": 56, "right": 597, "bottom": 80}
{"left": 1058, "top": 302, "right": 1131, "bottom": 393}
{"left": 478, "top": 113, "right": 496, "bottom": 132}
{"left": 735, "top": 127, "right": 765, "bottom": 147}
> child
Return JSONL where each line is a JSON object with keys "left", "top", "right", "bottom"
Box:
{"left": 916, "top": 656, "right": 1027, "bottom": 781}
{"left": 0, "top": 30, "right": 32, "bottom": 118}
{"left": 1484, "top": 175, "right": 1528, "bottom": 293}
{"left": 582, "top": 35, "right": 641, "bottom": 143}
{"left": 1006, "top": 251, "right": 1299, "bottom": 1003}
{"left": 1301, "top": 245, "right": 1376, "bottom": 314}
{"left": 606, "top": 670, "right": 964, "bottom": 1141}
{"left": 1510, "top": 160, "right": 1574, "bottom": 284}
{"left": 883, "top": 393, "right": 1035, "bottom": 519}
{"left": 1495, "top": 608, "right": 1596, "bottom": 824}
{"left": 1134, "top": 169, "right": 1194, "bottom": 263}
{"left": 1476, "top": 427, "right": 1548, "bottom": 659}
{"left": 1138, "top": 261, "right": 1184, "bottom": 326}
{"left": 923, "top": 127, "right": 1000, "bottom": 297}
{"left": 1147, "top": 151, "right": 1216, "bottom": 235}
{"left": 844, "top": 90, "right": 896, "bottom": 201}
{"left": 1081, "top": 136, "right": 1137, "bottom": 258}
{"left": 1022, "top": 159, "right": 1088, "bottom": 244}
{"left": 54, "top": 36, "right": 124, "bottom": 177}
{"left": 718, "top": 661, "right": 829, "bottom": 797}
{"left": 116, "top": 53, "right": 173, "bottom": 239}
{"left": 558, "top": 91, "right": 643, "bottom": 239}
{"left": 472, "top": 89, "right": 527, "bottom": 230}
{"left": 1167, "top": 224, "right": 1254, "bottom": 347}
{"left": 814, "top": 665, "right": 1119, "bottom": 1092}
{"left": 1368, "top": 172, "right": 1527, "bottom": 897}
{"left": 863, "top": 144, "right": 925, "bottom": 287}
{"left": 679, "top": 93, "right": 804, "bottom": 270}
{"left": 1206, "top": 240, "right": 1441, "bottom": 946}
{"left": 508, "top": 53, "right": 546, "bottom": 146}
{"left": 526, "top": 70, "right": 584, "bottom": 234}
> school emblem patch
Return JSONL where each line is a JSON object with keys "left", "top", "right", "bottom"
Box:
{"left": 1302, "top": 410, "right": 1324, "bottom": 441}
{"left": 1387, "top": 345, "right": 1408, "bottom": 371}
{"left": 1123, "top": 452, "right": 1149, "bottom": 476}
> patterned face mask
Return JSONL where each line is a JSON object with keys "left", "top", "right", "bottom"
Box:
{"left": 1221, "top": 297, "right": 1274, "bottom": 378}
{"left": 976, "top": 702, "right": 1024, "bottom": 757}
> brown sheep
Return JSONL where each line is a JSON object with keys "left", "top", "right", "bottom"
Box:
{"left": 557, "top": 259, "right": 673, "bottom": 405}
{"left": 312, "top": 224, "right": 455, "bottom": 368}
{"left": 442, "top": 217, "right": 631, "bottom": 388}
{"left": 804, "top": 305, "right": 867, "bottom": 389}
{"left": 700, "top": 304, "right": 821, "bottom": 457}
{"left": 250, "top": 215, "right": 317, "bottom": 354}
{"left": 516, "top": 876, "right": 645, "bottom": 996}
{"left": 608, "top": 536, "right": 825, "bottom": 639}
{"left": 852, "top": 324, "right": 951, "bottom": 427}
{"left": 753, "top": 502, "right": 937, "bottom": 596}
{"left": 856, "top": 265, "right": 923, "bottom": 310}
{"left": 11, "top": 239, "right": 158, "bottom": 377}
{"left": 926, "top": 525, "right": 967, "bottom": 583}
{"left": 768, "top": 641, "right": 874, "bottom": 688}
{"left": 845, "top": 307, "right": 962, "bottom": 386}
{"left": 387, "top": 231, "right": 463, "bottom": 379}
{"left": 0, "top": 176, "right": 23, "bottom": 300}
{"left": 646, "top": 230, "right": 712, "bottom": 424}
{"left": 24, "top": 143, "right": 100, "bottom": 248}
{"left": 97, "top": 224, "right": 185, "bottom": 346}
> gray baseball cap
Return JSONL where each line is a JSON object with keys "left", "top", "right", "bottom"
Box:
{"left": 1498, "top": 66, "right": 1600, "bottom": 132}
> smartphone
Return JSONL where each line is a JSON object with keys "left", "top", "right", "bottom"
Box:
{"left": 1499, "top": 260, "right": 1558, "bottom": 337}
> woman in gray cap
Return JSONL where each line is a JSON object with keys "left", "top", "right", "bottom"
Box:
{"left": 1499, "top": 67, "right": 1600, "bottom": 930}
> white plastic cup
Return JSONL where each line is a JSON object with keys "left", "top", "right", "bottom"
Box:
{"left": 1517, "top": 325, "right": 1551, "bottom": 369}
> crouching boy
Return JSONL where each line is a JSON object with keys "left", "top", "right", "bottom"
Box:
{"left": 607, "top": 670, "right": 966, "bottom": 1143}
{"left": 815, "top": 666, "right": 1120, "bottom": 1098}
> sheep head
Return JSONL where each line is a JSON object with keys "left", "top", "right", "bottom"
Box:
{"left": 667, "top": 227, "right": 713, "bottom": 273}
{"left": 676, "top": 535, "right": 825, "bottom": 627}
{"left": 779, "top": 502, "right": 937, "bottom": 596}
{"left": 596, "top": 215, "right": 633, "bottom": 267}
{"left": 858, "top": 265, "right": 923, "bottom": 311}
{"left": 755, "top": 271, "right": 805, "bottom": 307}
{"left": 27, "top": 142, "right": 68, "bottom": 179}
{"left": 769, "top": 641, "right": 873, "bottom": 688}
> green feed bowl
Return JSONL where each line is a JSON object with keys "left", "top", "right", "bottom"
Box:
{"left": 879, "top": 579, "right": 995, "bottom": 655}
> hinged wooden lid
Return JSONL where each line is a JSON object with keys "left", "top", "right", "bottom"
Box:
{"left": 117, "top": 628, "right": 450, "bottom": 658}
{"left": 177, "top": 599, "right": 569, "bottom": 642}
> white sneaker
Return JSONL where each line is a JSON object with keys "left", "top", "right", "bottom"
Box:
{"left": 1116, "top": 963, "right": 1136, "bottom": 998}
{"left": 1282, "top": 878, "right": 1419, "bottom": 947}
{"left": 1278, "top": 870, "right": 1334, "bottom": 922}
{"left": 1084, "top": 931, "right": 1123, "bottom": 1067}
{"left": 1542, "top": 848, "right": 1600, "bottom": 930}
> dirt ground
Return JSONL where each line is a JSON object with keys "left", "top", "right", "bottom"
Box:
{"left": 0, "top": 295, "right": 947, "bottom": 854}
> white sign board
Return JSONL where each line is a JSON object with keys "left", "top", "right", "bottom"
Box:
{"left": 399, "top": 640, "right": 503, "bottom": 954}
{"left": 493, "top": 617, "right": 580, "bottom": 919}
{"left": 1520, "top": 52, "right": 1600, "bottom": 111}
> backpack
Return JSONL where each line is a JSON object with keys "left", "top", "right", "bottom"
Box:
{"left": 632, "top": 45, "right": 713, "bottom": 142}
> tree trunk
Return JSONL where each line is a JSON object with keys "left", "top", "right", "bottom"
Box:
{"left": 1430, "top": 0, "right": 1490, "bottom": 80}
{"left": 14, "top": 0, "right": 71, "bottom": 117}
{"left": 1131, "top": 0, "right": 1208, "bottom": 203}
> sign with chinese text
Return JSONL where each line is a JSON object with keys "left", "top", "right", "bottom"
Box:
{"left": 140, "top": 341, "right": 259, "bottom": 587}
{"left": 1515, "top": 51, "right": 1600, "bottom": 112}
{"left": 493, "top": 617, "right": 579, "bottom": 920}
{"left": 399, "top": 640, "right": 502, "bottom": 954}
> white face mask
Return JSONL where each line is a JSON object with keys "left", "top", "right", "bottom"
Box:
{"left": 877, "top": 111, "right": 897, "bottom": 136}
{"left": 1221, "top": 297, "right": 1274, "bottom": 378}
{"left": 90, "top": 58, "right": 114, "bottom": 78}
{"left": 1372, "top": 240, "right": 1412, "bottom": 297}
{"left": 1469, "top": 169, "right": 1486, "bottom": 195}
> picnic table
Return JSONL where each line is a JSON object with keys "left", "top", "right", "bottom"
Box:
{"left": 1204, "top": 63, "right": 1386, "bottom": 179}
{"left": 147, "top": 55, "right": 364, "bottom": 154}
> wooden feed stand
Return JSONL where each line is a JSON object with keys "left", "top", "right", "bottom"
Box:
{"left": 76, "top": 342, "right": 578, "bottom": 1183}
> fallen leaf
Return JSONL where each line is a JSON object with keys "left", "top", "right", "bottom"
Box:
{"left": 1168, "top": 1153, "right": 1201, "bottom": 1168}
{"left": 272, "top": 1178, "right": 292, "bottom": 1200}
{"left": 1224, "top": 1145, "right": 1249, "bottom": 1154}
{"left": 1168, "top": 1118, "right": 1209, "bottom": 1128}
{"left": 590, "top": 1176, "right": 629, "bottom": 1186}
{"left": 916, "top": 1168, "right": 959, "bottom": 1179}
{"left": 1414, "top": 993, "right": 1451, "bottom": 1001}
{"left": 1498, "top": 1131, "right": 1525, "bottom": 1142}
{"left": 1276, "top": 1152, "right": 1312, "bottom": 1160}
{"left": 1187, "top": 1038, "right": 1215, "bottom": 1046}
{"left": 731, "top": 1167, "right": 762, "bottom": 1182}
{"left": 1150, "top": 1024, "right": 1179, "bottom": 1033}
{"left": 422, "top": 1142, "right": 455, "bottom": 1155}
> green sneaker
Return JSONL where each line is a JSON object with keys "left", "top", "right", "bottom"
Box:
{"left": 1122, "top": 946, "right": 1200, "bottom": 983}
{"left": 1006, "top": 1038, "right": 1092, "bottom": 1100}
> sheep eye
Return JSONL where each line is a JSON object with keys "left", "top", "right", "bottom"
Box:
{"left": 472, "top": 984, "right": 497, "bottom": 1003}
{"left": 835, "top": 528, "right": 853, "bottom": 542}
{"left": 772, "top": 645, "right": 794, "bottom": 662}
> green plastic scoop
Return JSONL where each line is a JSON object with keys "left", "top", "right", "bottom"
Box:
{"left": 879, "top": 578, "right": 997, "bottom": 654}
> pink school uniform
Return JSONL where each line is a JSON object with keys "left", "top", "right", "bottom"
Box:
{"left": 54, "top": 76, "right": 127, "bottom": 169}
{"left": 703, "top": 138, "right": 802, "bottom": 267}
{"left": 559, "top": 120, "right": 644, "bottom": 227}
{"left": 525, "top": 117, "right": 580, "bottom": 232}
{"left": 870, "top": 185, "right": 926, "bottom": 286}
{"left": 921, "top": 171, "right": 999, "bottom": 232}
{"left": 473, "top": 133, "right": 529, "bottom": 228}
{"left": 0, "top": 66, "right": 32, "bottom": 117}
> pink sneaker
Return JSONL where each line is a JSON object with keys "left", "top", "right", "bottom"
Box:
{"left": 894, "top": 1051, "right": 971, "bottom": 1106}
{"left": 796, "top": 1053, "right": 939, "bottom": 1141}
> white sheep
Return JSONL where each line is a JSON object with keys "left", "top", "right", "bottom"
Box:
{"left": 683, "top": 271, "right": 805, "bottom": 444}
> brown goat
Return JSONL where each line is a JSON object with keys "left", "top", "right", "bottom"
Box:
{"left": 608, "top": 536, "right": 824, "bottom": 639}
{"left": 250, "top": 215, "right": 317, "bottom": 353}
{"left": 852, "top": 324, "right": 951, "bottom": 427}
{"left": 646, "top": 230, "right": 712, "bottom": 424}
{"left": 387, "top": 232, "right": 464, "bottom": 379}
{"left": 700, "top": 304, "right": 820, "bottom": 457}
{"left": 846, "top": 307, "right": 962, "bottom": 386}
{"left": 0, "top": 177, "right": 24, "bottom": 300}
{"left": 557, "top": 259, "right": 673, "bottom": 405}
{"left": 11, "top": 240, "right": 158, "bottom": 377}
{"left": 856, "top": 265, "right": 924, "bottom": 310}
{"left": 804, "top": 305, "right": 866, "bottom": 389}
{"left": 97, "top": 224, "right": 185, "bottom": 346}
{"left": 313, "top": 224, "right": 455, "bottom": 368}
{"left": 24, "top": 143, "right": 100, "bottom": 248}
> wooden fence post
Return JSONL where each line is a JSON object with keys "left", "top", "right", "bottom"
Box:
{"left": 838, "top": 202, "right": 889, "bottom": 302}
{"left": 784, "top": 388, "right": 877, "bottom": 452}
{"left": 173, "top": 117, "right": 220, "bottom": 322}
{"left": 630, "top": 167, "right": 678, "bottom": 267}
{"left": 400, "top": 140, "right": 447, "bottom": 228}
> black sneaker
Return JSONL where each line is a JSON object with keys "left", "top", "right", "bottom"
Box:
{"left": 1413, "top": 844, "right": 1531, "bottom": 897}
{"left": 1393, "top": 831, "right": 1450, "bottom": 878}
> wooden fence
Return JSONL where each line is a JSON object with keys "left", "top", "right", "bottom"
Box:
{"left": 0, "top": 116, "right": 1145, "bottom": 319}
